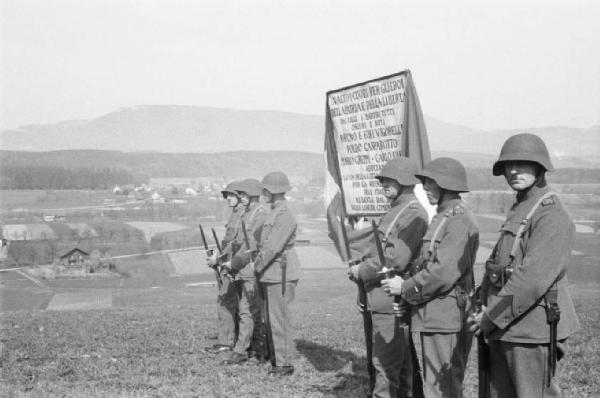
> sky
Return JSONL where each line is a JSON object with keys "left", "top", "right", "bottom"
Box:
{"left": 1, "top": 0, "right": 599, "bottom": 131}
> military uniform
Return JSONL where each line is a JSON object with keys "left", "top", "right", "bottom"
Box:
{"left": 390, "top": 157, "right": 479, "bottom": 398}
{"left": 480, "top": 134, "right": 579, "bottom": 398}
{"left": 230, "top": 200, "right": 269, "bottom": 358}
{"left": 255, "top": 197, "right": 301, "bottom": 369}
{"left": 357, "top": 193, "right": 428, "bottom": 398}
{"left": 400, "top": 197, "right": 479, "bottom": 398}
{"left": 215, "top": 204, "right": 244, "bottom": 348}
{"left": 480, "top": 134, "right": 580, "bottom": 397}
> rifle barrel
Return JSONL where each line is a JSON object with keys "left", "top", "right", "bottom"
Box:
{"left": 211, "top": 228, "right": 222, "bottom": 252}
{"left": 198, "top": 224, "right": 209, "bottom": 251}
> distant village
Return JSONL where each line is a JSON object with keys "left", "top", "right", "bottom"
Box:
{"left": 0, "top": 176, "right": 325, "bottom": 268}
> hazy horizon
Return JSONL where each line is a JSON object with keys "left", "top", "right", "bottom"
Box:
{"left": 2, "top": 0, "right": 599, "bottom": 131}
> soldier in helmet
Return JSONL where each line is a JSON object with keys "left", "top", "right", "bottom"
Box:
{"left": 204, "top": 181, "right": 244, "bottom": 354}
{"left": 467, "top": 133, "right": 579, "bottom": 397}
{"left": 348, "top": 157, "right": 429, "bottom": 398}
{"left": 221, "top": 178, "right": 269, "bottom": 365}
{"left": 233, "top": 171, "right": 301, "bottom": 376}
{"left": 382, "top": 157, "right": 479, "bottom": 398}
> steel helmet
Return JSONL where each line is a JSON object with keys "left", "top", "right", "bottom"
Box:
{"left": 221, "top": 181, "right": 242, "bottom": 198}
{"left": 375, "top": 157, "right": 420, "bottom": 186}
{"left": 492, "top": 133, "right": 554, "bottom": 176}
{"left": 415, "top": 157, "right": 469, "bottom": 192}
{"left": 260, "top": 171, "right": 291, "bottom": 194}
{"left": 235, "top": 178, "right": 262, "bottom": 197}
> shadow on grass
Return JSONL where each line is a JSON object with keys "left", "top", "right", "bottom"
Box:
{"left": 295, "top": 339, "right": 369, "bottom": 397}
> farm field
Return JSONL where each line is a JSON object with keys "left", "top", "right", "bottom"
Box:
{"left": 0, "top": 190, "right": 121, "bottom": 211}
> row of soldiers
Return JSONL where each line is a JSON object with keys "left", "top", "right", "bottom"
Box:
{"left": 348, "top": 133, "right": 579, "bottom": 398}
{"left": 203, "top": 172, "right": 300, "bottom": 377}
{"left": 202, "top": 133, "right": 579, "bottom": 397}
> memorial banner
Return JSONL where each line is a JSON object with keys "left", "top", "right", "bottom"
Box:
{"left": 324, "top": 70, "right": 431, "bottom": 260}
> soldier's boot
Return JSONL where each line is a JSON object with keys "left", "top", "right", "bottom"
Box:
{"left": 203, "top": 344, "right": 232, "bottom": 354}
{"left": 267, "top": 366, "right": 294, "bottom": 376}
{"left": 221, "top": 352, "right": 248, "bottom": 365}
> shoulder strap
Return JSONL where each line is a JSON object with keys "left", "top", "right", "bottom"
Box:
{"left": 247, "top": 204, "right": 264, "bottom": 224}
{"left": 382, "top": 200, "right": 419, "bottom": 242}
{"left": 427, "top": 209, "right": 453, "bottom": 257}
{"left": 509, "top": 191, "right": 557, "bottom": 261}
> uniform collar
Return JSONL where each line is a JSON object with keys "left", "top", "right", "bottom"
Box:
{"left": 390, "top": 192, "right": 417, "bottom": 208}
{"left": 233, "top": 204, "right": 244, "bottom": 213}
{"left": 246, "top": 201, "right": 260, "bottom": 212}
{"left": 271, "top": 198, "right": 286, "bottom": 210}
{"left": 516, "top": 181, "right": 550, "bottom": 204}
{"left": 436, "top": 197, "right": 462, "bottom": 214}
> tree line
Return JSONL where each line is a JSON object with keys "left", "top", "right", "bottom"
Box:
{"left": 0, "top": 166, "right": 148, "bottom": 190}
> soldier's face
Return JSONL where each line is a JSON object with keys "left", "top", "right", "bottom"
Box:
{"left": 503, "top": 161, "right": 538, "bottom": 191}
{"left": 239, "top": 192, "right": 250, "bottom": 206}
{"left": 226, "top": 193, "right": 239, "bottom": 207}
{"left": 379, "top": 178, "right": 401, "bottom": 200}
{"left": 262, "top": 189, "right": 273, "bottom": 203}
{"left": 423, "top": 178, "right": 442, "bottom": 205}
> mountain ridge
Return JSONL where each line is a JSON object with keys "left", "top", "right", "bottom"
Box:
{"left": 1, "top": 105, "right": 598, "bottom": 164}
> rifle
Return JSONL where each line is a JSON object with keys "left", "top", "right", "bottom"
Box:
{"left": 211, "top": 228, "right": 222, "bottom": 253}
{"left": 470, "top": 284, "right": 489, "bottom": 398}
{"left": 199, "top": 224, "right": 222, "bottom": 288}
{"left": 546, "top": 286, "right": 560, "bottom": 387}
{"left": 341, "top": 216, "right": 375, "bottom": 394}
{"left": 211, "top": 228, "right": 234, "bottom": 282}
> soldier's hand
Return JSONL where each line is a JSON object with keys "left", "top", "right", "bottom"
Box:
{"left": 381, "top": 275, "right": 403, "bottom": 295}
{"left": 221, "top": 261, "right": 232, "bottom": 271}
{"left": 206, "top": 250, "right": 217, "bottom": 267}
{"left": 348, "top": 264, "right": 360, "bottom": 282}
{"left": 356, "top": 300, "right": 366, "bottom": 313}
{"left": 466, "top": 305, "right": 487, "bottom": 335}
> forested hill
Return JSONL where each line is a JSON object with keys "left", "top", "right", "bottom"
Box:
{"left": 0, "top": 150, "right": 325, "bottom": 181}
{"left": 1, "top": 149, "right": 599, "bottom": 191}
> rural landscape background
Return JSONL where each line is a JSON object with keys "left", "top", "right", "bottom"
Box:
{"left": 1, "top": 106, "right": 599, "bottom": 397}
{"left": 2, "top": 0, "right": 599, "bottom": 396}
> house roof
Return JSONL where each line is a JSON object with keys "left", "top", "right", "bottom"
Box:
{"left": 59, "top": 247, "right": 90, "bottom": 259}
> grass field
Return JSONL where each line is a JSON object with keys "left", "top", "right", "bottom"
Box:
{"left": 1, "top": 216, "right": 599, "bottom": 397}
{"left": 1, "top": 271, "right": 598, "bottom": 397}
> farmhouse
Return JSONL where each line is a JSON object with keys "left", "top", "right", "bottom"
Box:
{"left": 59, "top": 248, "right": 89, "bottom": 267}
